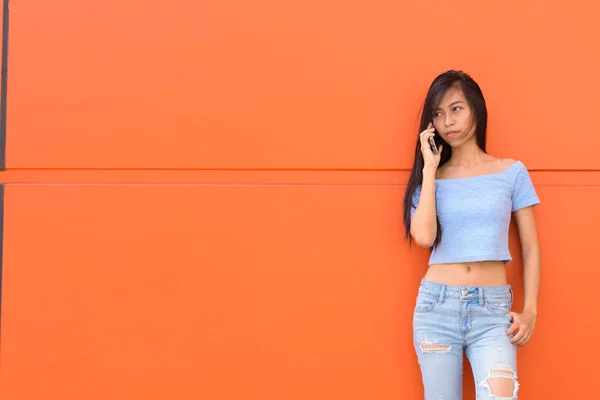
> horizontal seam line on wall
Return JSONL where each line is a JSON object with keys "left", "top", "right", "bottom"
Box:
{"left": 2, "top": 168, "right": 600, "bottom": 172}
{"left": 3, "top": 183, "right": 598, "bottom": 187}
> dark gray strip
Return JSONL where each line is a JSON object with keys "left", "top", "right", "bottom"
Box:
{"left": 0, "top": 0, "right": 9, "bottom": 170}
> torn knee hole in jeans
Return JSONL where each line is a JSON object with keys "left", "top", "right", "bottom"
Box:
{"left": 479, "top": 362, "right": 519, "bottom": 399}
{"left": 419, "top": 339, "right": 451, "bottom": 354}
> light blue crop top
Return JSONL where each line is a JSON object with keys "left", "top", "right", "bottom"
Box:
{"left": 410, "top": 160, "right": 540, "bottom": 265}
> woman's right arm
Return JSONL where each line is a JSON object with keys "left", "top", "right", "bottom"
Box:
{"left": 410, "top": 123, "right": 443, "bottom": 248}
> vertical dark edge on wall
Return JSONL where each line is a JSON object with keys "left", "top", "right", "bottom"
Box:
{"left": 0, "top": 0, "right": 7, "bottom": 358}
{"left": 0, "top": 0, "right": 9, "bottom": 170}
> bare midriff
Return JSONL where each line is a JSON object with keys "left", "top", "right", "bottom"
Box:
{"left": 424, "top": 261, "right": 507, "bottom": 286}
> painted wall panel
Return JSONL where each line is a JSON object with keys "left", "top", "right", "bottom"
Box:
{"left": 5, "top": 0, "right": 600, "bottom": 169}
{"left": 0, "top": 184, "right": 596, "bottom": 398}
{"left": 1, "top": 0, "right": 598, "bottom": 398}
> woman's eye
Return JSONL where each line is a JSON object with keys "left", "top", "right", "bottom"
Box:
{"left": 453, "top": 107, "right": 462, "bottom": 112}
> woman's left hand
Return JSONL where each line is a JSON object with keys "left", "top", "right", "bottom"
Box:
{"left": 506, "top": 310, "right": 537, "bottom": 346}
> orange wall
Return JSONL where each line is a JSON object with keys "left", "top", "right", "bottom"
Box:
{"left": 1, "top": 0, "right": 599, "bottom": 398}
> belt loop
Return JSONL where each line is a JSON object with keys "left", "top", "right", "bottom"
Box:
{"left": 509, "top": 286, "right": 514, "bottom": 303}
{"left": 478, "top": 287, "right": 484, "bottom": 306}
{"left": 438, "top": 285, "right": 446, "bottom": 304}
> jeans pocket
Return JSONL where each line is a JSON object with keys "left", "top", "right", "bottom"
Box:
{"left": 483, "top": 297, "right": 512, "bottom": 315}
{"left": 414, "top": 292, "right": 438, "bottom": 313}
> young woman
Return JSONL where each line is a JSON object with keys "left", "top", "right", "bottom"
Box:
{"left": 403, "top": 70, "right": 541, "bottom": 400}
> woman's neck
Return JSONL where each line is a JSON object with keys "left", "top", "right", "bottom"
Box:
{"left": 446, "top": 140, "right": 490, "bottom": 167}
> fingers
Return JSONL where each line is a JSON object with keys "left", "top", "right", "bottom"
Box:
{"left": 509, "top": 328, "right": 526, "bottom": 345}
{"left": 519, "top": 332, "right": 532, "bottom": 346}
{"left": 505, "top": 312, "right": 517, "bottom": 333}
{"left": 506, "top": 320, "right": 531, "bottom": 346}
{"left": 505, "top": 321, "right": 518, "bottom": 337}
{"left": 505, "top": 311, "right": 534, "bottom": 346}
{"left": 510, "top": 328, "right": 532, "bottom": 346}
{"left": 420, "top": 130, "right": 435, "bottom": 146}
{"left": 420, "top": 125, "right": 437, "bottom": 153}
{"left": 420, "top": 124, "right": 435, "bottom": 137}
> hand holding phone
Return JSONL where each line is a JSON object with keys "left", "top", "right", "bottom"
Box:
{"left": 420, "top": 122, "right": 443, "bottom": 168}
{"left": 428, "top": 136, "right": 439, "bottom": 155}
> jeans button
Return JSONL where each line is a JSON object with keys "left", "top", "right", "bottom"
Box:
{"left": 461, "top": 288, "right": 468, "bottom": 296}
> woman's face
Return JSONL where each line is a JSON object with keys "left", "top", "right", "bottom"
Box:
{"left": 432, "top": 87, "right": 476, "bottom": 147}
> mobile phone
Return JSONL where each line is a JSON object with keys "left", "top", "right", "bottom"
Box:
{"left": 429, "top": 136, "right": 439, "bottom": 155}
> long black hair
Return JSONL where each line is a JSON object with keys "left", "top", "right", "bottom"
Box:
{"left": 403, "top": 70, "right": 488, "bottom": 248}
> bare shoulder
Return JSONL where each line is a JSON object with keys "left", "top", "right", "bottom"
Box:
{"left": 501, "top": 158, "right": 518, "bottom": 171}
{"left": 482, "top": 156, "right": 517, "bottom": 173}
{"left": 436, "top": 157, "right": 519, "bottom": 179}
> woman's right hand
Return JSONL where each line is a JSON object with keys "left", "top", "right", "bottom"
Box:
{"left": 420, "top": 122, "right": 443, "bottom": 169}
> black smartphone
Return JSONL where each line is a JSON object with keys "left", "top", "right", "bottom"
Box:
{"left": 429, "top": 136, "right": 439, "bottom": 155}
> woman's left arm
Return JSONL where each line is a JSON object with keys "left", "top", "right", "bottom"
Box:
{"left": 506, "top": 206, "right": 541, "bottom": 346}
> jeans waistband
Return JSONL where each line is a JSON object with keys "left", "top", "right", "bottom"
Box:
{"left": 418, "top": 279, "right": 513, "bottom": 305}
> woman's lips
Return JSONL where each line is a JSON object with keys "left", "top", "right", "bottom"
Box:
{"left": 447, "top": 131, "right": 459, "bottom": 138}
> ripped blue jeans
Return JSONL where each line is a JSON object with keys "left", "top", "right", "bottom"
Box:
{"left": 413, "top": 280, "right": 519, "bottom": 400}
